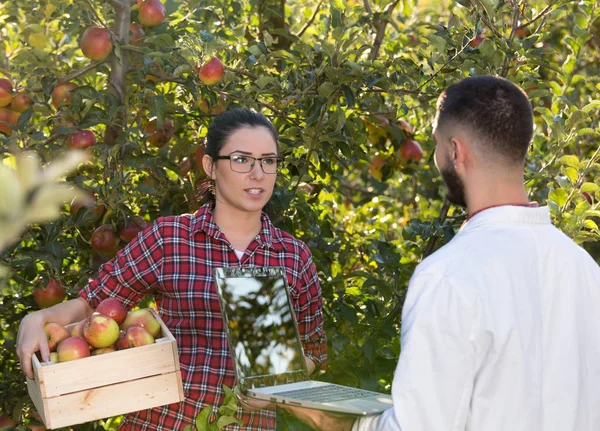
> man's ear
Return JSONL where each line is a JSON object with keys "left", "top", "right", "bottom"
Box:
{"left": 450, "top": 136, "right": 468, "bottom": 168}
{"left": 202, "top": 154, "right": 216, "bottom": 180}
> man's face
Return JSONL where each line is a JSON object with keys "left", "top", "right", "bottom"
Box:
{"left": 433, "top": 125, "right": 467, "bottom": 208}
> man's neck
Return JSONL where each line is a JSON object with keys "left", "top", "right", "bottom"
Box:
{"left": 465, "top": 174, "right": 529, "bottom": 217}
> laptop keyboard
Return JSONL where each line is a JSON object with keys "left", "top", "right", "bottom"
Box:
{"left": 276, "top": 385, "right": 380, "bottom": 403}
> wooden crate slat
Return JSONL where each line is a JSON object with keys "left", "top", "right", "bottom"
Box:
{"left": 44, "top": 371, "right": 183, "bottom": 429}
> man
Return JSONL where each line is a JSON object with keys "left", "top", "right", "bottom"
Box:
{"left": 284, "top": 75, "right": 600, "bottom": 430}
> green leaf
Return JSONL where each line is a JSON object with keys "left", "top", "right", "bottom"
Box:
{"left": 549, "top": 188, "right": 568, "bottom": 207}
{"left": 583, "top": 220, "right": 599, "bottom": 230}
{"left": 318, "top": 82, "right": 336, "bottom": 98}
{"left": 581, "top": 183, "right": 600, "bottom": 193}
{"left": 581, "top": 101, "right": 600, "bottom": 113}
{"left": 425, "top": 34, "right": 446, "bottom": 53}
{"left": 195, "top": 406, "right": 213, "bottom": 431}
{"left": 564, "top": 167, "right": 578, "bottom": 184}
{"left": 216, "top": 416, "right": 242, "bottom": 429}
{"left": 558, "top": 155, "right": 580, "bottom": 169}
{"left": 149, "top": 95, "right": 166, "bottom": 127}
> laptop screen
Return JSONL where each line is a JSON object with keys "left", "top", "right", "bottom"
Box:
{"left": 214, "top": 267, "right": 309, "bottom": 390}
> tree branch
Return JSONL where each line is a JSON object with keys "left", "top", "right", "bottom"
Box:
{"left": 296, "top": 0, "right": 324, "bottom": 38}
{"left": 368, "top": 0, "right": 401, "bottom": 61}
{"left": 57, "top": 60, "right": 108, "bottom": 85}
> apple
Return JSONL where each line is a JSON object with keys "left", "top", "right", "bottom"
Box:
{"left": 91, "top": 224, "right": 120, "bottom": 256}
{"left": 395, "top": 119, "right": 414, "bottom": 135}
{"left": 119, "top": 325, "right": 155, "bottom": 349}
{"left": 194, "top": 145, "right": 206, "bottom": 175}
{"left": 515, "top": 27, "right": 531, "bottom": 39}
{"left": 118, "top": 216, "right": 149, "bottom": 243}
{"left": 198, "top": 57, "right": 225, "bottom": 86}
{"left": 49, "top": 352, "right": 59, "bottom": 363}
{"left": 66, "top": 130, "right": 96, "bottom": 150}
{"left": 129, "top": 23, "right": 145, "bottom": 46}
{"left": 71, "top": 319, "right": 87, "bottom": 337}
{"left": 138, "top": 0, "right": 166, "bottom": 27}
{"left": 57, "top": 336, "right": 91, "bottom": 362}
{"left": 121, "top": 309, "right": 161, "bottom": 338}
{"left": 0, "top": 78, "right": 13, "bottom": 107}
{"left": 143, "top": 118, "right": 174, "bottom": 148}
{"left": 179, "top": 157, "right": 191, "bottom": 176}
{"left": 44, "top": 322, "right": 71, "bottom": 352}
{"left": 0, "top": 413, "right": 17, "bottom": 427}
{"left": 468, "top": 34, "right": 485, "bottom": 48}
{"left": 369, "top": 154, "right": 385, "bottom": 181}
{"left": 397, "top": 140, "right": 423, "bottom": 162}
{"left": 582, "top": 192, "right": 593, "bottom": 204}
{"left": 0, "top": 107, "right": 17, "bottom": 135}
{"left": 51, "top": 82, "right": 78, "bottom": 109}
{"left": 10, "top": 92, "right": 34, "bottom": 113}
{"left": 91, "top": 346, "right": 116, "bottom": 355}
{"left": 80, "top": 27, "right": 113, "bottom": 61}
{"left": 33, "top": 278, "right": 67, "bottom": 309}
{"left": 83, "top": 313, "right": 120, "bottom": 348}
{"left": 116, "top": 331, "right": 130, "bottom": 350}
{"left": 96, "top": 297, "right": 128, "bottom": 325}
{"left": 70, "top": 191, "right": 106, "bottom": 217}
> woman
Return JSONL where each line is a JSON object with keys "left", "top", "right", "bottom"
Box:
{"left": 16, "top": 108, "right": 327, "bottom": 430}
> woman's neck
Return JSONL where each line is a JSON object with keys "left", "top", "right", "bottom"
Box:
{"left": 211, "top": 203, "right": 263, "bottom": 249}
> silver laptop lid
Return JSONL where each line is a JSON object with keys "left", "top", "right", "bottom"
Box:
{"left": 214, "top": 267, "right": 310, "bottom": 392}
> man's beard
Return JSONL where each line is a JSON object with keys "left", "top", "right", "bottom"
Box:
{"left": 440, "top": 157, "right": 467, "bottom": 208}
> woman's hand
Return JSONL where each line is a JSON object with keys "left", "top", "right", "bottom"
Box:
{"left": 16, "top": 312, "right": 50, "bottom": 380}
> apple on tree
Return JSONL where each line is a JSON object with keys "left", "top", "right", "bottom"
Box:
{"left": 80, "top": 27, "right": 113, "bottom": 61}
{"left": 0, "top": 78, "right": 13, "bottom": 107}
{"left": 69, "top": 191, "right": 105, "bottom": 218}
{"left": 91, "top": 224, "right": 120, "bottom": 256}
{"left": 33, "top": 278, "right": 67, "bottom": 309}
{"left": 56, "top": 336, "right": 91, "bottom": 362}
{"left": 198, "top": 57, "right": 225, "bottom": 86}
{"left": 44, "top": 322, "right": 70, "bottom": 351}
{"left": 118, "top": 216, "right": 149, "bottom": 243}
{"left": 0, "top": 107, "right": 19, "bottom": 135}
{"left": 138, "top": 0, "right": 166, "bottom": 27}
{"left": 10, "top": 92, "right": 34, "bottom": 113}
{"left": 397, "top": 139, "right": 424, "bottom": 163}
{"left": 143, "top": 118, "right": 174, "bottom": 148}
{"left": 66, "top": 130, "right": 96, "bottom": 150}
{"left": 129, "top": 23, "right": 145, "bottom": 46}
{"left": 51, "top": 82, "right": 78, "bottom": 109}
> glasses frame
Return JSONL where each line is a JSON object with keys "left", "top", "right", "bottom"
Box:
{"left": 213, "top": 155, "right": 284, "bottom": 174}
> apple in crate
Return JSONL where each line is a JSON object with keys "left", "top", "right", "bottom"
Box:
{"left": 71, "top": 319, "right": 86, "bottom": 337}
{"left": 117, "top": 326, "right": 155, "bottom": 349}
{"left": 57, "top": 336, "right": 91, "bottom": 362}
{"left": 121, "top": 309, "right": 161, "bottom": 338}
{"left": 44, "top": 322, "right": 70, "bottom": 351}
{"left": 95, "top": 297, "right": 128, "bottom": 325}
{"left": 83, "top": 313, "right": 120, "bottom": 348}
{"left": 91, "top": 346, "right": 116, "bottom": 356}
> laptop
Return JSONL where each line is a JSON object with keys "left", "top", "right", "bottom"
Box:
{"left": 214, "top": 266, "right": 394, "bottom": 415}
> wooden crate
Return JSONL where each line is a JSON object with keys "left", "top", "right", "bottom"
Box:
{"left": 27, "top": 308, "right": 184, "bottom": 430}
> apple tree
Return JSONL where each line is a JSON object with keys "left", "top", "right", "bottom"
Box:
{"left": 1, "top": 0, "right": 599, "bottom": 429}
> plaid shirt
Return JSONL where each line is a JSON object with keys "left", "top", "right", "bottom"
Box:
{"left": 80, "top": 203, "right": 327, "bottom": 430}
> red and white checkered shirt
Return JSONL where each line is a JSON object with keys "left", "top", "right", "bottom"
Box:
{"left": 79, "top": 203, "right": 327, "bottom": 430}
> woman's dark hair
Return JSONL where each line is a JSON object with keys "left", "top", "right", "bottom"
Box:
{"left": 197, "top": 108, "right": 279, "bottom": 203}
{"left": 435, "top": 75, "right": 533, "bottom": 164}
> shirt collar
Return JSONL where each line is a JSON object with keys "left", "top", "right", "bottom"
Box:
{"left": 460, "top": 205, "right": 552, "bottom": 233}
{"left": 190, "top": 203, "right": 286, "bottom": 250}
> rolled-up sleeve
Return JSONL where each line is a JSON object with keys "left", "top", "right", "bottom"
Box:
{"left": 354, "top": 271, "right": 478, "bottom": 430}
{"left": 79, "top": 219, "right": 164, "bottom": 309}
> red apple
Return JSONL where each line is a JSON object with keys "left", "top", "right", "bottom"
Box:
{"left": 91, "top": 224, "right": 120, "bottom": 256}
{"left": 143, "top": 118, "right": 174, "bottom": 148}
{"left": 118, "top": 216, "right": 149, "bottom": 243}
{"left": 0, "top": 107, "right": 17, "bottom": 135}
{"left": 0, "top": 78, "right": 13, "bottom": 107}
{"left": 138, "top": 0, "right": 166, "bottom": 27}
{"left": 395, "top": 119, "right": 414, "bottom": 135}
{"left": 96, "top": 297, "right": 128, "bottom": 325}
{"left": 44, "top": 322, "right": 71, "bottom": 352}
{"left": 119, "top": 325, "right": 155, "bottom": 348}
{"left": 51, "top": 82, "right": 78, "bottom": 109}
{"left": 69, "top": 191, "right": 105, "bottom": 217}
{"left": 80, "top": 27, "right": 113, "bottom": 61}
{"left": 10, "top": 92, "right": 34, "bottom": 113}
{"left": 129, "top": 23, "right": 145, "bottom": 46}
{"left": 121, "top": 309, "right": 161, "bottom": 338}
{"left": 91, "top": 346, "right": 116, "bottom": 355}
{"left": 198, "top": 57, "right": 225, "bottom": 86}
{"left": 397, "top": 140, "right": 423, "bottom": 162}
{"left": 56, "top": 336, "right": 91, "bottom": 362}
{"left": 71, "top": 319, "right": 87, "bottom": 337}
{"left": 33, "top": 278, "right": 67, "bottom": 309}
{"left": 116, "top": 331, "right": 130, "bottom": 350}
{"left": 83, "top": 313, "right": 120, "bottom": 348}
{"left": 468, "top": 34, "right": 485, "bottom": 48}
{"left": 66, "top": 130, "right": 96, "bottom": 150}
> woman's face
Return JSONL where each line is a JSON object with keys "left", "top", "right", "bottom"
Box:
{"left": 208, "top": 125, "right": 279, "bottom": 215}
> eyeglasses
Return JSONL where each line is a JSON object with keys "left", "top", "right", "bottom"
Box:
{"left": 213, "top": 154, "right": 283, "bottom": 174}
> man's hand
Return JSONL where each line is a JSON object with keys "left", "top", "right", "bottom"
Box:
{"left": 281, "top": 404, "right": 357, "bottom": 431}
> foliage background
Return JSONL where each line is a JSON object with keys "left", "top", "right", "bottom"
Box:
{"left": 1, "top": 0, "right": 599, "bottom": 429}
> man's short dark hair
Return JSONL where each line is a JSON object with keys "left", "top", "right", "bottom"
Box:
{"left": 435, "top": 76, "right": 534, "bottom": 164}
